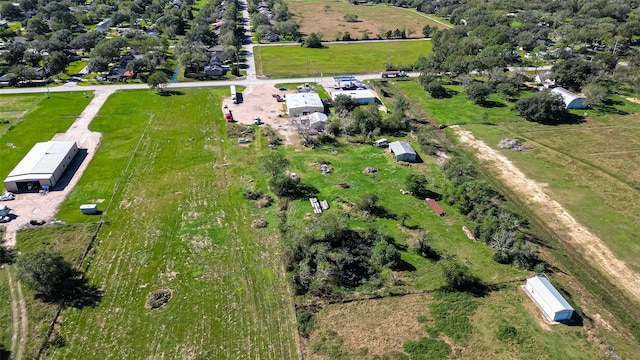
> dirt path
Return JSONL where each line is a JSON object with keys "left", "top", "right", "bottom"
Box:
{"left": 453, "top": 127, "right": 640, "bottom": 302}
{"left": 7, "top": 267, "right": 27, "bottom": 360}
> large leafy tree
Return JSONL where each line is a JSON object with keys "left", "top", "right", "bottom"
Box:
{"left": 551, "top": 57, "right": 596, "bottom": 90}
{"left": 17, "top": 252, "right": 78, "bottom": 298}
{"left": 147, "top": 71, "right": 169, "bottom": 93}
{"left": 44, "top": 51, "right": 69, "bottom": 76}
{"left": 513, "top": 91, "right": 566, "bottom": 123}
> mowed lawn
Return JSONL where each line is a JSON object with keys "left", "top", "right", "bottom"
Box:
{"left": 287, "top": 0, "right": 449, "bottom": 40}
{"left": 43, "top": 89, "right": 298, "bottom": 359}
{"left": 254, "top": 41, "right": 431, "bottom": 77}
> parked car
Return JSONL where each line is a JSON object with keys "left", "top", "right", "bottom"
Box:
{"left": 0, "top": 192, "right": 14, "bottom": 201}
{"left": 238, "top": 138, "right": 249, "bottom": 144}
{"left": 0, "top": 216, "right": 9, "bottom": 223}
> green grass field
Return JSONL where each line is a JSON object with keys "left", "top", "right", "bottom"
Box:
{"left": 33, "top": 89, "right": 299, "bottom": 359}
{"left": 254, "top": 41, "right": 431, "bottom": 77}
{"left": 287, "top": 0, "right": 449, "bottom": 40}
{"left": 0, "top": 93, "right": 94, "bottom": 180}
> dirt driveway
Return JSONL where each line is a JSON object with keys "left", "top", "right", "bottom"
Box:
{"left": 221, "top": 84, "right": 299, "bottom": 145}
{"left": 453, "top": 126, "right": 640, "bottom": 302}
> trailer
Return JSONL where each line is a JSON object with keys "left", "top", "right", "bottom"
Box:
{"left": 230, "top": 85, "right": 238, "bottom": 104}
{"left": 381, "top": 70, "right": 408, "bottom": 78}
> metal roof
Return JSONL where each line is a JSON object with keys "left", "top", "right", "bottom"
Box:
{"left": 5, "top": 141, "right": 77, "bottom": 181}
{"left": 285, "top": 93, "right": 323, "bottom": 110}
{"left": 388, "top": 141, "right": 416, "bottom": 156}
{"left": 550, "top": 87, "right": 586, "bottom": 108}
{"left": 331, "top": 89, "right": 376, "bottom": 100}
{"left": 527, "top": 276, "right": 574, "bottom": 314}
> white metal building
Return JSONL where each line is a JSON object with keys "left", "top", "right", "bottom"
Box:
{"left": 388, "top": 141, "right": 416, "bottom": 162}
{"left": 4, "top": 140, "right": 78, "bottom": 192}
{"left": 550, "top": 87, "right": 587, "bottom": 109}
{"left": 307, "top": 112, "right": 328, "bottom": 131}
{"left": 524, "top": 276, "right": 574, "bottom": 322}
{"left": 330, "top": 89, "right": 377, "bottom": 105}
{"left": 286, "top": 93, "right": 324, "bottom": 117}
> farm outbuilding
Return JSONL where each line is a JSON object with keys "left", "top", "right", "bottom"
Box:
{"left": 307, "top": 112, "right": 328, "bottom": 131}
{"left": 388, "top": 141, "right": 416, "bottom": 162}
{"left": 330, "top": 89, "right": 377, "bottom": 105}
{"left": 286, "top": 93, "right": 324, "bottom": 117}
{"left": 550, "top": 87, "right": 587, "bottom": 109}
{"left": 4, "top": 140, "right": 78, "bottom": 192}
{"left": 524, "top": 276, "right": 574, "bottom": 322}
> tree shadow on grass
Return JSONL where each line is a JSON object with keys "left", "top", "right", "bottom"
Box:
{"left": 37, "top": 276, "right": 103, "bottom": 309}
{"left": 370, "top": 205, "right": 396, "bottom": 220}
{"left": 158, "top": 90, "right": 185, "bottom": 96}
{"left": 539, "top": 112, "right": 585, "bottom": 125}
{"left": 479, "top": 100, "right": 506, "bottom": 108}
{"left": 394, "top": 259, "right": 416, "bottom": 272}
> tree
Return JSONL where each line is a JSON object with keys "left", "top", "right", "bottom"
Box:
{"left": 465, "top": 81, "right": 493, "bottom": 105}
{"left": 70, "top": 31, "right": 103, "bottom": 53}
{"left": 260, "top": 152, "right": 290, "bottom": 177}
{"left": 582, "top": 83, "right": 609, "bottom": 107}
{"left": 333, "top": 94, "right": 358, "bottom": 113}
{"left": 424, "top": 80, "right": 448, "bottom": 99}
{"left": 22, "top": 50, "right": 42, "bottom": 67}
{"left": 44, "top": 51, "right": 69, "bottom": 77}
{"left": 4, "top": 42, "right": 27, "bottom": 64}
{"left": 405, "top": 174, "right": 428, "bottom": 196}
{"left": 441, "top": 260, "right": 475, "bottom": 291}
{"left": 513, "top": 92, "right": 566, "bottom": 123}
{"left": 354, "top": 103, "right": 382, "bottom": 134}
{"left": 303, "top": 33, "right": 323, "bottom": 48}
{"left": 147, "top": 71, "right": 169, "bottom": 93}
{"left": 17, "top": 252, "right": 78, "bottom": 298}
{"left": 356, "top": 193, "right": 379, "bottom": 213}
{"left": 495, "top": 82, "right": 519, "bottom": 102}
{"left": 594, "top": 52, "right": 618, "bottom": 72}
{"left": 86, "top": 56, "right": 110, "bottom": 73}
{"left": 372, "top": 240, "right": 400, "bottom": 269}
{"left": 25, "top": 14, "right": 49, "bottom": 35}
{"left": 1, "top": 2, "right": 22, "bottom": 20}
{"left": 422, "top": 25, "right": 433, "bottom": 38}
{"left": 551, "top": 57, "right": 595, "bottom": 90}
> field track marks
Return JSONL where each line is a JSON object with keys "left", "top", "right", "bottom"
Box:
{"left": 7, "top": 266, "right": 27, "bottom": 360}
{"left": 454, "top": 127, "right": 640, "bottom": 302}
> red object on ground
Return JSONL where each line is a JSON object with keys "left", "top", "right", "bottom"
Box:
{"left": 225, "top": 113, "right": 232, "bottom": 122}
{"left": 426, "top": 198, "right": 445, "bottom": 216}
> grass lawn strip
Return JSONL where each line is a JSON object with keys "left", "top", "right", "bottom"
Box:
{"left": 254, "top": 41, "right": 431, "bottom": 77}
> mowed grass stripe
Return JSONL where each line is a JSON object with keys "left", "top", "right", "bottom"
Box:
{"left": 254, "top": 41, "right": 431, "bottom": 77}
{"left": 50, "top": 89, "right": 297, "bottom": 359}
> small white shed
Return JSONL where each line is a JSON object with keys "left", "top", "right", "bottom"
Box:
{"left": 524, "top": 276, "right": 574, "bottom": 322}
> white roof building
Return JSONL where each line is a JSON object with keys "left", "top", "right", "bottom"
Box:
{"left": 4, "top": 140, "right": 78, "bottom": 192}
{"left": 330, "top": 89, "right": 377, "bottom": 105}
{"left": 550, "top": 87, "right": 587, "bottom": 109}
{"left": 388, "top": 141, "right": 416, "bottom": 162}
{"left": 286, "top": 93, "right": 324, "bottom": 117}
{"left": 524, "top": 276, "right": 574, "bottom": 322}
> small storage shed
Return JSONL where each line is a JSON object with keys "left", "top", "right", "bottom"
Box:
{"left": 308, "top": 112, "right": 328, "bottom": 131}
{"left": 80, "top": 204, "right": 98, "bottom": 215}
{"left": 524, "top": 276, "right": 574, "bottom": 322}
{"left": 388, "top": 141, "right": 416, "bottom": 162}
{"left": 550, "top": 87, "right": 587, "bottom": 109}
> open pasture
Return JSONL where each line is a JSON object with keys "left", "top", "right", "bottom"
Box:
{"left": 287, "top": 0, "right": 449, "bottom": 40}
{"left": 17, "top": 89, "right": 299, "bottom": 359}
{"left": 254, "top": 41, "right": 431, "bottom": 77}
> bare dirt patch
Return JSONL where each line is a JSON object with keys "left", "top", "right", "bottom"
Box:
{"left": 221, "top": 85, "right": 298, "bottom": 145}
{"left": 304, "top": 294, "right": 429, "bottom": 358}
{"left": 453, "top": 127, "right": 640, "bottom": 302}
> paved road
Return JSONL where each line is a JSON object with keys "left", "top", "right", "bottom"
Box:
{"left": 239, "top": 0, "right": 257, "bottom": 80}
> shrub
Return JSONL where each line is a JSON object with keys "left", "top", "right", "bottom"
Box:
{"left": 297, "top": 309, "right": 316, "bottom": 338}
{"left": 496, "top": 323, "right": 520, "bottom": 343}
{"left": 403, "top": 337, "right": 451, "bottom": 360}
{"left": 255, "top": 195, "right": 273, "bottom": 208}
{"left": 372, "top": 240, "right": 400, "bottom": 269}
{"left": 311, "top": 330, "right": 347, "bottom": 359}
{"left": 251, "top": 218, "right": 268, "bottom": 228}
